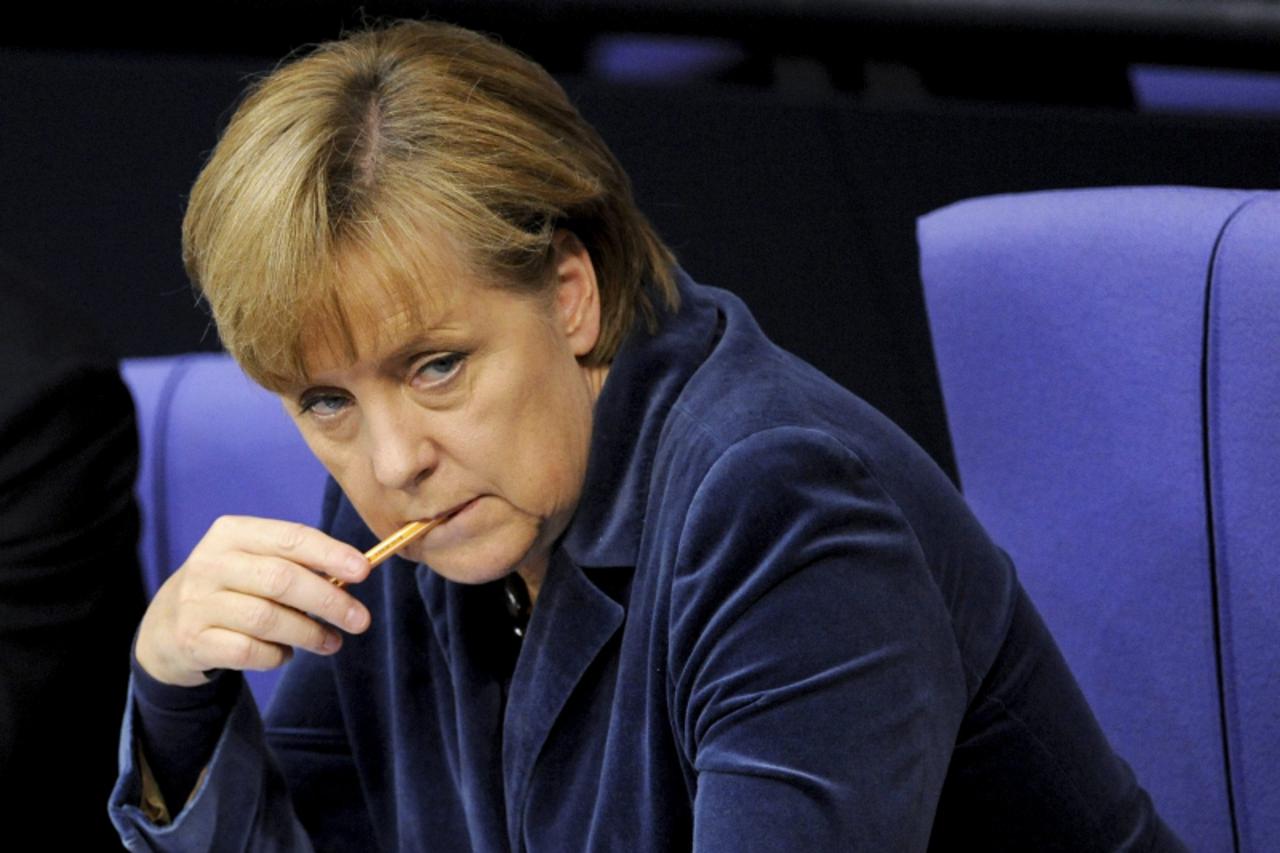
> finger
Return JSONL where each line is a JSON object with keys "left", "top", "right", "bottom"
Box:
{"left": 208, "top": 589, "right": 347, "bottom": 656}
{"left": 212, "top": 554, "right": 372, "bottom": 635}
{"left": 205, "top": 516, "right": 369, "bottom": 583}
{"left": 190, "top": 625, "right": 297, "bottom": 673}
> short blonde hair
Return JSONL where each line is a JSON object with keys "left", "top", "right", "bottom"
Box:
{"left": 183, "top": 19, "right": 677, "bottom": 391}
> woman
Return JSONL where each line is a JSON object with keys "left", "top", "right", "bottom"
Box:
{"left": 110, "top": 20, "right": 1183, "bottom": 851}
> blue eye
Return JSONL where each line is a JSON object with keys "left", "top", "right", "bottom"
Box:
{"left": 298, "top": 392, "right": 349, "bottom": 417}
{"left": 413, "top": 352, "right": 465, "bottom": 387}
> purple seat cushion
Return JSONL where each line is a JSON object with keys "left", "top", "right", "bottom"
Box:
{"left": 919, "top": 186, "right": 1265, "bottom": 852}
{"left": 1206, "top": 193, "right": 1280, "bottom": 852}
{"left": 122, "top": 353, "right": 329, "bottom": 707}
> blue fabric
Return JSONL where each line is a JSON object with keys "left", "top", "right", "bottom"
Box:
{"left": 1206, "top": 193, "right": 1280, "bottom": 852}
{"left": 122, "top": 354, "right": 330, "bottom": 707}
{"left": 130, "top": 654, "right": 239, "bottom": 815}
{"left": 111, "top": 274, "right": 1180, "bottom": 850}
{"left": 919, "top": 187, "right": 1263, "bottom": 852}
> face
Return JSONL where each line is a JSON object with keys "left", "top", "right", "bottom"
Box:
{"left": 285, "top": 233, "right": 607, "bottom": 595}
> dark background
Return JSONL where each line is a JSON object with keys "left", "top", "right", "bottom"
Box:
{"left": 5, "top": 0, "right": 1280, "bottom": 480}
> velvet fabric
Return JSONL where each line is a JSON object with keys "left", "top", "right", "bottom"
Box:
{"left": 110, "top": 274, "right": 1179, "bottom": 850}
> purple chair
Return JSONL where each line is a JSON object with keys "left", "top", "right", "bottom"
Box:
{"left": 919, "top": 186, "right": 1279, "bottom": 852}
{"left": 122, "top": 353, "right": 330, "bottom": 708}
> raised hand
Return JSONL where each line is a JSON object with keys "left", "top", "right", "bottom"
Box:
{"left": 134, "top": 516, "right": 372, "bottom": 687}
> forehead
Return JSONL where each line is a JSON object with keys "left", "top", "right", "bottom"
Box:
{"left": 299, "top": 246, "right": 466, "bottom": 376}
{"left": 296, "top": 243, "right": 553, "bottom": 383}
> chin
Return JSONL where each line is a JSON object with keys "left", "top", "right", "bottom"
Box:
{"left": 394, "top": 498, "right": 552, "bottom": 587}
{"left": 409, "top": 538, "right": 539, "bottom": 587}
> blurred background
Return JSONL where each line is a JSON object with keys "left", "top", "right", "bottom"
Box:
{"left": 5, "top": 0, "right": 1280, "bottom": 478}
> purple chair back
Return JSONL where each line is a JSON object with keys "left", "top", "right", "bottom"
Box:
{"left": 122, "top": 353, "right": 330, "bottom": 708}
{"left": 919, "top": 186, "right": 1277, "bottom": 852}
{"left": 1205, "top": 193, "right": 1280, "bottom": 852}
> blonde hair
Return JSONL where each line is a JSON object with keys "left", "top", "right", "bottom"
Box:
{"left": 183, "top": 19, "right": 677, "bottom": 390}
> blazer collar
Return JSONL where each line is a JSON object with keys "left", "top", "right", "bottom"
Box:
{"left": 409, "top": 272, "right": 722, "bottom": 848}
{"left": 499, "top": 547, "right": 623, "bottom": 844}
{"left": 558, "top": 271, "right": 721, "bottom": 570}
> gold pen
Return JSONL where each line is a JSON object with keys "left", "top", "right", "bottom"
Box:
{"left": 330, "top": 515, "right": 450, "bottom": 588}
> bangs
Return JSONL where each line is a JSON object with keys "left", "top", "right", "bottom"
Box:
{"left": 237, "top": 213, "right": 467, "bottom": 393}
{"left": 185, "top": 19, "right": 678, "bottom": 391}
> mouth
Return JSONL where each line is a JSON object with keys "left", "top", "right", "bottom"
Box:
{"left": 351, "top": 500, "right": 484, "bottom": 576}
{"left": 431, "top": 497, "right": 477, "bottom": 524}
{"left": 412, "top": 496, "right": 480, "bottom": 547}
{"left": 409, "top": 497, "right": 477, "bottom": 536}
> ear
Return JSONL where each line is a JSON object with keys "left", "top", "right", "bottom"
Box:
{"left": 550, "top": 229, "right": 602, "bottom": 358}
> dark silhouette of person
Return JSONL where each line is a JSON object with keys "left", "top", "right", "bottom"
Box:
{"left": 0, "top": 252, "right": 145, "bottom": 843}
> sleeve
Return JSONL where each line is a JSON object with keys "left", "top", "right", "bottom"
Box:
{"left": 108, "top": 478, "right": 374, "bottom": 851}
{"left": 263, "top": 649, "right": 379, "bottom": 847}
{"left": 0, "top": 362, "right": 146, "bottom": 846}
{"left": 110, "top": 675, "right": 314, "bottom": 852}
{"left": 667, "top": 428, "right": 970, "bottom": 852}
{"left": 130, "top": 652, "right": 240, "bottom": 816}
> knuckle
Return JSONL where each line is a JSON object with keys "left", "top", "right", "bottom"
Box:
{"left": 208, "top": 514, "right": 239, "bottom": 537}
{"left": 264, "top": 645, "right": 293, "bottom": 671}
{"left": 227, "top": 634, "right": 257, "bottom": 669}
{"left": 180, "top": 626, "right": 210, "bottom": 666}
{"left": 177, "top": 559, "right": 217, "bottom": 591}
{"left": 176, "top": 631, "right": 198, "bottom": 663}
{"left": 180, "top": 546, "right": 234, "bottom": 587}
{"left": 315, "top": 587, "right": 344, "bottom": 619}
{"left": 176, "top": 549, "right": 211, "bottom": 579}
{"left": 173, "top": 610, "right": 204, "bottom": 649}
{"left": 258, "top": 561, "right": 294, "bottom": 599}
{"left": 305, "top": 621, "right": 329, "bottom": 650}
{"left": 244, "top": 600, "right": 279, "bottom": 635}
{"left": 276, "top": 522, "right": 309, "bottom": 553}
{"left": 172, "top": 579, "right": 200, "bottom": 607}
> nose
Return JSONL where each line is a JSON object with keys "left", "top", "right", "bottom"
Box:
{"left": 364, "top": 395, "right": 438, "bottom": 492}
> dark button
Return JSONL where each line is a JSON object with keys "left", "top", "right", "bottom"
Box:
{"left": 503, "top": 574, "right": 532, "bottom": 640}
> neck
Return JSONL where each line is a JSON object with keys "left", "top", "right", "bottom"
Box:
{"left": 517, "top": 362, "right": 609, "bottom": 609}
{"left": 583, "top": 362, "right": 610, "bottom": 404}
{"left": 517, "top": 565, "right": 543, "bottom": 605}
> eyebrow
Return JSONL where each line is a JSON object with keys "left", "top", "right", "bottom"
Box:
{"left": 366, "top": 324, "right": 468, "bottom": 373}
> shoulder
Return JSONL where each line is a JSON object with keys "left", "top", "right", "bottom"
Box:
{"left": 645, "top": 282, "right": 1016, "bottom": 696}
{"left": 0, "top": 256, "right": 137, "bottom": 541}
{"left": 639, "top": 296, "right": 946, "bottom": 654}
{"left": 649, "top": 283, "right": 948, "bottom": 539}
{"left": 658, "top": 423, "right": 939, "bottom": 644}
{"left": 0, "top": 252, "right": 131, "bottom": 480}
{"left": 0, "top": 252, "right": 117, "bottom": 390}
{"left": 654, "top": 426, "right": 971, "bottom": 788}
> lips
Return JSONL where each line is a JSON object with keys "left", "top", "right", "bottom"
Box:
{"left": 416, "top": 497, "right": 476, "bottom": 532}
{"left": 436, "top": 497, "right": 477, "bottom": 523}
{"left": 400, "top": 497, "right": 470, "bottom": 528}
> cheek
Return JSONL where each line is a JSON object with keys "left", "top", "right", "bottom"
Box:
{"left": 301, "top": 433, "right": 354, "bottom": 482}
{"left": 515, "top": 382, "right": 594, "bottom": 510}
{"left": 300, "top": 433, "right": 381, "bottom": 515}
{"left": 463, "top": 382, "right": 586, "bottom": 511}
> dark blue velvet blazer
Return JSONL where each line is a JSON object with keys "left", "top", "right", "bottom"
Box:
{"left": 111, "top": 274, "right": 1177, "bottom": 851}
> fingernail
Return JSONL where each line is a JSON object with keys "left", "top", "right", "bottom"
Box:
{"left": 321, "top": 632, "right": 341, "bottom": 653}
{"left": 346, "top": 555, "right": 367, "bottom": 579}
{"left": 346, "top": 606, "right": 368, "bottom": 632}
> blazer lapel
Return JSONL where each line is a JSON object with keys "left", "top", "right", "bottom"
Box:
{"left": 502, "top": 549, "right": 624, "bottom": 849}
